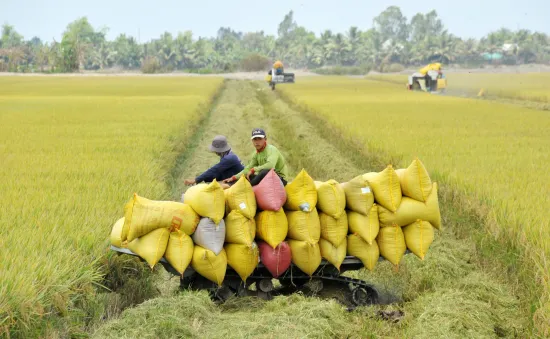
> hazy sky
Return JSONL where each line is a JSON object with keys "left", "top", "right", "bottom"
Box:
{"left": 1, "top": 0, "right": 549, "bottom": 42}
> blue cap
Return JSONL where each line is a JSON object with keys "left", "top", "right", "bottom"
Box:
{"left": 251, "top": 128, "right": 266, "bottom": 139}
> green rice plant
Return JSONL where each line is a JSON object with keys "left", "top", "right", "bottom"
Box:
{"left": 278, "top": 76, "right": 550, "bottom": 336}
{"left": 0, "top": 76, "right": 224, "bottom": 337}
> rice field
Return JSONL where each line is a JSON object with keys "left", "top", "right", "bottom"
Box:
{"left": 2, "top": 73, "right": 548, "bottom": 338}
{"left": 367, "top": 72, "right": 550, "bottom": 103}
{"left": 278, "top": 77, "right": 550, "bottom": 335}
{"left": 0, "top": 76, "right": 224, "bottom": 336}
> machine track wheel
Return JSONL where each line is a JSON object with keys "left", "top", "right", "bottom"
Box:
{"left": 351, "top": 286, "right": 378, "bottom": 306}
{"left": 258, "top": 279, "right": 274, "bottom": 293}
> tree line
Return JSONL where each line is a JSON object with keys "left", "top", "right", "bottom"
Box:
{"left": 1, "top": 6, "right": 549, "bottom": 74}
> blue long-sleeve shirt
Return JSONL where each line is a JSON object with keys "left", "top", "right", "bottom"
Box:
{"left": 195, "top": 151, "right": 244, "bottom": 183}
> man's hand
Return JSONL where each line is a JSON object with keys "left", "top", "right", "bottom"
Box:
{"left": 184, "top": 179, "right": 196, "bottom": 186}
{"left": 222, "top": 176, "right": 236, "bottom": 183}
{"left": 246, "top": 168, "right": 255, "bottom": 181}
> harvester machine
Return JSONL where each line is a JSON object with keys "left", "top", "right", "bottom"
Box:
{"left": 407, "top": 62, "right": 447, "bottom": 93}
{"left": 265, "top": 60, "right": 295, "bottom": 90}
{"left": 109, "top": 245, "right": 407, "bottom": 308}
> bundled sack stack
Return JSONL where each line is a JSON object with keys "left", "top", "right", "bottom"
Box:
{"left": 363, "top": 159, "right": 441, "bottom": 267}
{"left": 284, "top": 169, "right": 321, "bottom": 276}
{"left": 251, "top": 169, "right": 292, "bottom": 278}
{"left": 110, "top": 193, "right": 200, "bottom": 276}
{"left": 315, "top": 179, "right": 347, "bottom": 271}
{"left": 341, "top": 175, "right": 380, "bottom": 272}
{"left": 109, "top": 158, "right": 442, "bottom": 285}
{"left": 223, "top": 176, "right": 260, "bottom": 283}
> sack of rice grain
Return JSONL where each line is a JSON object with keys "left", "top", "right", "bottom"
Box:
{"left": 377, "top": 182, "right": 441, "bottom": 229}
{"left": 224, "top": 176, "right": 257, "bottom": 219}
{"left": 258, "top": 240, "right": 291, "bottom": 278}
{"left": 403, "top": 219, "right": 435, "bottom": 260}
{"left": 124, "top": 193, "right": 200, "bottom": 242}
{"left": 225, "top": 242, "right": 260, "bottom": 282}
{"left": 395, "top": 158, "right": 432, "bottom": 202}
{"left": 191, "top": 245, "right": 227, "bottom": 286}
{"left": 255, "top": 209, "right": 288, "bottom": 249}
{"left": 319, "top": 211, "right": 348, "bottom": 247}
{"left": 341, "top": 175, "right": 374, "bottom": 216}
{"left": 284, "top": 169, "right": 317, "bottom": 212}
{"left": 376, "top": 225, "right": 406, "bottom": 266}
{"left": 363, "top": 165, "right": 402, "bottom": 213}
{"left": 314, "top": 179, "right": 346, "bottom": 218}
{"left": 252, "top": 169, "right": 287, "bottom": 211}
{"left": 347, "top": 204, "right": 379, "bottom": 245}
{"left": 319, "top": 238, "right": 346, "bottom": 270}
{"left": 110, "top": 217, "right": 128, "bottom": 248}
{"left": 164, "top": 230, "right": 194, "bottom": 275}
{"left": 182, "top": 180, "right": 225, "bottom": 224}
{"left": 127, "top": 227, "right": 170, "bottom": 269}
{"left": 286, "top": 207, "right": 321, "bottom": 244}
{"left": 224, "top": 210, "right": 256, "bottom": 246}
{"left": 288, "top": 240, "right": 321, "bottom": 276}
{"left": 347, "top": 234, "right": 379, "bottom": 271}
{"left": 191, "top": 217, "right": 226, "bottom": 255}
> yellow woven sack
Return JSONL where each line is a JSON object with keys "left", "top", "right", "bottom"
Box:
{"left": 164, "top": 230, "right": 194, "bottom": 275}
{"left": 183, "top": 180, "right": 225, "bottom": 224}
{"left": 288, "top": 240, "right": 321, "bottom": 276}
{"left": 314, "top": 180, "right": 346, "bottom": 218}
{"left": 348, "top": 204, "right": 379, "bottom": 245}
{"left": 255, "top": 209, "right": 288, "bottom": 249}
{"left": 191, "top": 246, "right": 227, "bottom": 286}
{"left": 319, "top": 211, "right": 348, "bottom": 247}
{"left": 363, "top": 165, "right": 402, "bottom": 212}
{"left": 341, "top": 175, "right": 374, "bottom": 215}
{"left": 284, "top": 169, "right": 317, "bottom": 212}
{"left": 395, "top": 158, "right": 432, "bottom": 202}
{"left": 225, "top": 242, "right": 260, "bottom": 282}
{"left": 377, "top": 225, "right": 406, "bottom": 266}
{"left": 378, "top": 182, "right": 441, "bottom": 229}
{"left": 225, "top": 210, "right": 256, "bottom": 246}
{"left": 403, "top": 220, "right": 435, "bottom": 260}
{"left": 224, "top": 176, "right": 257, "bottom": 219}
{"left": 110, "top": 217, "right": 128, "bottom": 248}
{"left": 347, "top": 234, "right": 379, "bottom": 271}
{"left": 319, "top": 238, "right": 346, "bottom": 270}
{"left": 286, "top": 208, "right": 321, "bottom": 244}
{"left": 124, "top": 194, "right": 200, "bottom": 242}
{"left": 127, "top": 227, "right": 170, "bottom": 269}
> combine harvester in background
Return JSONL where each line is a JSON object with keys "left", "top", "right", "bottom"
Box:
{"left": 109, "top": 159, "right": 442, "bottom": 309}
{"left": 265, "top": 60, "right": 295, "bottom": 90}
{"left": 407, "top": 62, "right": 447, "bottom": 94}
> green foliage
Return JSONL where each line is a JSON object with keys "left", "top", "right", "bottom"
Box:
{"left": 312, "top": 65, "right": 371, "bottom": 75}
{"left": 239, "top": 53, "right": 270, "bottom": 71}
{"left": 141, "top": 56, "right": 161, "bottom": 73}
{"left": 380, "top": 63, "right": 405, "bottom": 73}
{"left": 0, "top": 8, "right": 549, "bottom": 73}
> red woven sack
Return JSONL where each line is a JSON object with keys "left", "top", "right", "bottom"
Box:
{"left": 252, "top": 169, "right": 287, "bottom": 211}
{"left": 258, "top": 240, "right": 291, "bottom": 278}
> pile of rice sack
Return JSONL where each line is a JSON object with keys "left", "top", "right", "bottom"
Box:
{"left": 110, "top": 158, "right": 441, "bottom": 286}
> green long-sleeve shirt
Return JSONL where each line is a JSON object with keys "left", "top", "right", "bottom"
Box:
{"left": 236, "top": 144, "right": 289, "bottom": 180}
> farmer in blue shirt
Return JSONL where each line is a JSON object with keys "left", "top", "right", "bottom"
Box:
{"left": 184, "top": 135, "right": 244, "bottom": 186}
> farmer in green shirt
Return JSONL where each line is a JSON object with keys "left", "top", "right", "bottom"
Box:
{"left": 223, "top": 128, "right": 289, "bottom": 186}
